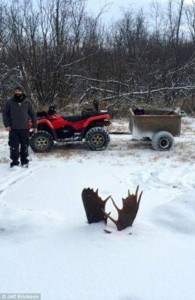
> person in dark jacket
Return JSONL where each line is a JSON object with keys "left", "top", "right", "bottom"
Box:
{"left": 2, "top": 86, "right": 37, "bottom": 168}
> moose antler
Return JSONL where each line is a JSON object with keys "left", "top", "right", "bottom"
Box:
{"left": 82, "top": 188, "right": 110, "bottom": 224}
{"left": 103, "top": 186, "right": 143, "bottom": 231}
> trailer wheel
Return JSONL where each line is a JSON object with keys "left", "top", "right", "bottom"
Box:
{"left": 151, "top": 131, "right": 174, "bottom": 151}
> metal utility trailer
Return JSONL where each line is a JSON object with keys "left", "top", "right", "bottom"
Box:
{"left": 129, "top": 108, "right": 182, "bottom": 151}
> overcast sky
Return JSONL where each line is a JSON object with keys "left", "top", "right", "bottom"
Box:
{"left": 86, "top": 0, "right": 194, "bottom": 21}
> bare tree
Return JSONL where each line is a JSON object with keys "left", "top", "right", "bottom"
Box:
{"left": 0, "top": 0, "right": 195, "bottom": 114}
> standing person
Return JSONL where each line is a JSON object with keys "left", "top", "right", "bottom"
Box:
{"left": 2, "top": 86, "right": 37, "bottom": 168}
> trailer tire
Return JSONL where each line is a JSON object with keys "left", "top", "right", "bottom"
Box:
{"left": 151, "top": 131, "right": 174, "bottom": 151}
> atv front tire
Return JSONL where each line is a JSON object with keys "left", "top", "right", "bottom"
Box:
{"left": 30, "top": 131, "right": 54, "bottom": 152}
{"left": 85, "top": 127, "right": 110, "bottom": 151}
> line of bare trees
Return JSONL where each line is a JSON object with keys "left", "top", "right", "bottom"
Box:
{"left": 1, "top": 0, "right": 195, "bottom": 114}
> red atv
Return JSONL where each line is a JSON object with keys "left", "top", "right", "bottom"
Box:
{"left": 29, "top": 100, "right": 111, "bottom": 152}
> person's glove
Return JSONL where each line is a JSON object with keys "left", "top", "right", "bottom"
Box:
{"left": 33, "top": 128, "right": 38, "bottom": 134}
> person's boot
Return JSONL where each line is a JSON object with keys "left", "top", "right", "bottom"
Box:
{"left": 10, "top": 161, "right": 19, "bottom": 169}
{"left": 21, "top": 158, "right": 29, "bottom": 168}
{"left": 21, "top": 163, "right": 29, "bottom": 168}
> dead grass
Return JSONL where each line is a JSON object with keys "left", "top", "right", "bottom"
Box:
{"left": 35, "top": 150, "right": 74, "bottom": 160}
{"left": 182, "top": 118, "right": 194, "bottom": 126}
{"left": 0, "top": 157, "right": 9, "bottom": 163}
{"left": 127, "top": 140, "right": 151, "bottom": 150}
{"left": 181, "top": 126, "right": 195, "bottom": 135}
{"left": 174, "top": 149, "right": 192, "bottom": 162}
{"left": 0, "top": 116, "right": 194, "bottom": 164}
{"left": 181, "top": 117, "right": 195, "bottom": 135}
{"left": 34, "top": 143, "right": 89, "bottom": 160}
{"left": 177, "top": 140, "right": 195, "bottom": 149}
{"left": 177, "top": 142, "right": 187, "bottom": 150}
{"left": 148, "top": 155, "right": 161, "bottom": 162}
{"left": 109, "top": 118, "right": 129, "bottom": 133}
{"left": 171, "top": 140, "right": 195, "bottom": 162}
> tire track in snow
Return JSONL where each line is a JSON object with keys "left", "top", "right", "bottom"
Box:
{"left": 0, "top": 164, "right": 64, "bottom": 237}
{"left": 0, "top": 166, "right": 43, "bottom": 198}
{"left": 0, "top": 163, "right": 62, "bottom": 199}
{"left": 113, "top": 164, "right": 195, "bottom": 192}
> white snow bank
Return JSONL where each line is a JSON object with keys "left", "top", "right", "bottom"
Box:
{"left": 0, "top": 117, "right": 195, "bottom": 300}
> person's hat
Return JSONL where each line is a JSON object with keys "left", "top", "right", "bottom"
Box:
{"left": 14, "top": 86, "right": 23, "bottom": 91}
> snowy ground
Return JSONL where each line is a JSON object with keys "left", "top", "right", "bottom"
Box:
{"left": 0, "top": 116, "right": 195, "bottom": 300}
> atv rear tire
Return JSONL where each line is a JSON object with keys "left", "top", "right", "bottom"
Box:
{"left": 85, "top": 127, "right": 110, "bottom": 151}
{"left": 151, "top": 131, "right": 174, "bottom": 151}
{"left": 30, "top": 131, "right": 54, "bottom": 152}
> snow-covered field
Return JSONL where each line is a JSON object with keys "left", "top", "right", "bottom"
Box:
{"left": 0, "top": 116, "right": 195, "bottom": 300}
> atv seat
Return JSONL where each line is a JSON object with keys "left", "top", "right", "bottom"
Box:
{"left": 81, "top": 109, "right": 97, "bottom": 118}
{"left": 62, "top": 110, "right": 108, "bottom": 122}
{"left": 82, "top": 110, "right": 108, "bottom": 117}
{"left": 37, "top": 111, "right": 48, "bottom": 118}
{"left": 62, "top": 115, "right": 86, "bottom": 122}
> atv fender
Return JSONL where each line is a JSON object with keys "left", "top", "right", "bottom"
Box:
{"left": 37, "top": 119, "right": 58, "bottom": 141}
{"left": 37, "top": 119, "right": 55, "bottom": 128}
{"left": 83, "top": 113, "right": 111, "bottom": 128}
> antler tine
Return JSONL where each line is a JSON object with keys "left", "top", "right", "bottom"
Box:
{"left": 135, "top": 185, "right": 139, "bottom": 198}
{"left": 138, "top": 190, "right": 143, "bottom": 205}
{"left": 111, "top": 197, "right": 121, "bottom": 212}
{"left": 102, "top": 209, "right": 117, "bottom": 225}
{"left": 127, "top": 186, "right": 139, "bottom": 198}
{"left": 104, "top": 195, "right": 111, "bottom": 203}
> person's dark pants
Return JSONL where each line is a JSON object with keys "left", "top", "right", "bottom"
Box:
{"left": 8, "top": 129, "right": 29, "bottom": 166}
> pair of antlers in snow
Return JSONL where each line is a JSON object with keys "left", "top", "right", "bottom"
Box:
{"left": 82, "top": 186, "right": 143, "bottom": 231}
